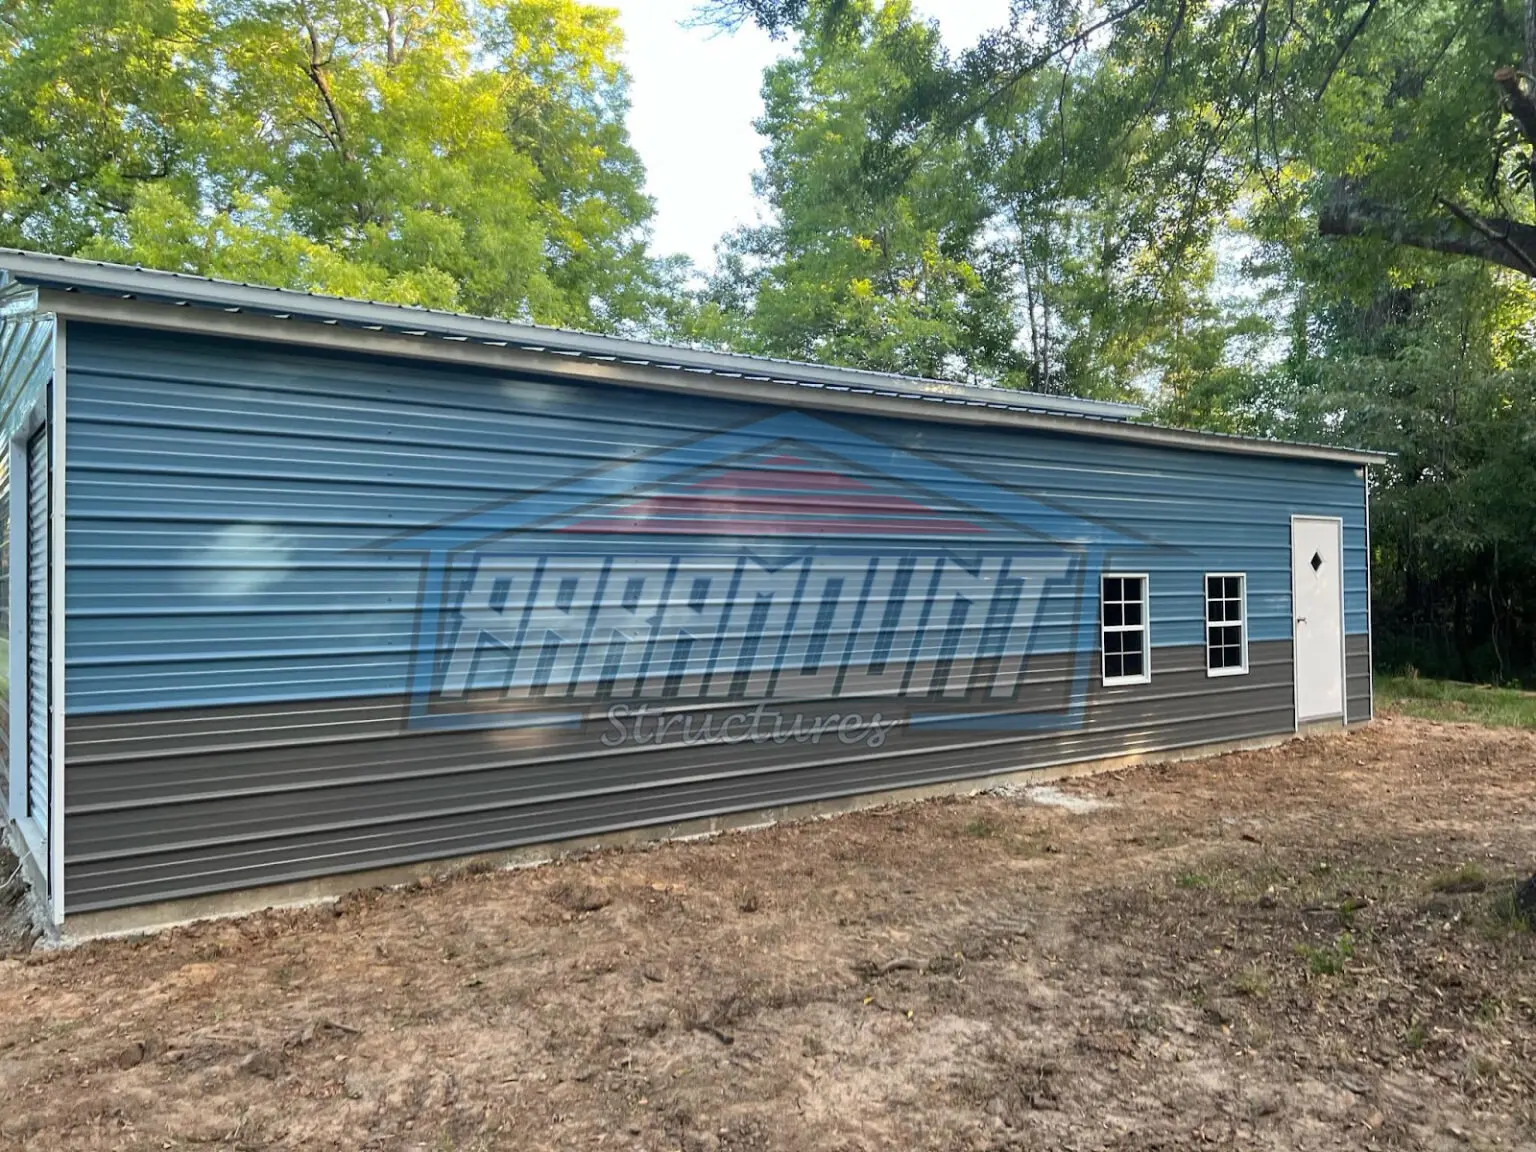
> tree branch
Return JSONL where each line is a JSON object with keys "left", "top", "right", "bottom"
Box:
{"left": 1434, "top": 195, "right": 1536, "bottom": 274}
{"left": 301, "top": 19, "right": 352, "bottom": 160}
{"left": 1138, "top": 0, "right": 1187, "bottom": 129}
{"left": 1319, "top": 188, "right": 1536, "bottom": 277}
{"left": 958, "top": 0, "right": 1151, "bottom": 125}
{"left": 1314, "top": 0, "right": 1378, "bottom": 102}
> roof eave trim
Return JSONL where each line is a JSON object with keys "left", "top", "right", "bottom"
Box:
{"left": 1, "top": 249, "right": 1140, "bottom": 421}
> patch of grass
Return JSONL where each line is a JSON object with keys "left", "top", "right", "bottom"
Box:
{"left": 1430, "top": 863, "right": 1490, "bottom": 894}
{"left": 1295, "top": 932, "right": 1355, "bottom": 976}
{"left": 1000, "top": 833, "right": 1045, "bottom": 859}
{"left": 548, "top": 881, "right": 611, "bottom": 914}
{"left": 1378, "top": 674, "right": 1536, "bottom": 729}
{"left": 964, "top": 817, "right": 1001, "bottom": 839}
{"left": 1336, "top": 895, "right": 1369, "bottom": 928}
{"left": 1232, "top": 965, "right": 1271, "bottom": 999}
{"left": 1487, "top": 884, "right": 1533, "bottom": 935}
{"left": 1175, "top": 871, "right": 1212, "bottom": 890}
{"left": 1404, "top": 1019, "right": 1428, "bottom": 1051}
{"left": 1466, "top": 1053, "right": 1501, "bottom": 1081}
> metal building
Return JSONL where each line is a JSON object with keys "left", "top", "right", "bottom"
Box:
{"left": 0, "top": 250, "right": 1383, "bottom": 933}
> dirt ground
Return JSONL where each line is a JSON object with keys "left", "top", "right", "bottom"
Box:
{"left": 0, "top": 715, "right": 1533, "bottom": 1152}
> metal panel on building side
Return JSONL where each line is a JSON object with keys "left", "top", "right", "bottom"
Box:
{"left": 61, "top": 323, "right": 1372, "bottom": 912}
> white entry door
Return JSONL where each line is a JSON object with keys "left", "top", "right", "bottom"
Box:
{"left": 1291, "top": 516, "right": 1344, "bottom": 722}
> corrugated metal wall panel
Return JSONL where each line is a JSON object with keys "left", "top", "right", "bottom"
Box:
{"left": 66, "top": 641, "right": 1294, "bottom": 833}
{"left": 25, "top": 425, "right": 47, "bottom": 826}
{"left": 66, "top": 645, "right": 1296, "bottom": 807}
{"left": 1346, "top": 633, "right": 1372, "bottom": 724}
{"left": 62, "top": 324, "right": 1374, "bottom": 913}
{"left": 66, "top": 643, "right": 1296, "bottom": 909}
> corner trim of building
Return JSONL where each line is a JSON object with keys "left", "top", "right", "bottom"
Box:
{"left": 1364, "top": 465, "right": 1376, "bottom": 722}
{"left": 57, "top": 727, "right": 1322, "bottom": 944}
{"left": 48, "top": 317, "right": 66, "bottom": 927}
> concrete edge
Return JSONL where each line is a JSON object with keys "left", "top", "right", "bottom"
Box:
{"left": 58, "top": 727, "right": 1319, "bottom": 944}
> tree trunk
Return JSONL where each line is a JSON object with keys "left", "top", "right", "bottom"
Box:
{"left": 1525, "top": 0, "right": 1535, "bottom": 81}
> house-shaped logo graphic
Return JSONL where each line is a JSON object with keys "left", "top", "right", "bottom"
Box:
{"left": 382, "top": 411, "right": 1149, "bottom": 737}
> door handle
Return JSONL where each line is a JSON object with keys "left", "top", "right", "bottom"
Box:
{"left": 1295, "top": 616, "right": 1307, "bottom": 624}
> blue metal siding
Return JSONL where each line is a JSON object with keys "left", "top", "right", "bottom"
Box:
{"left": 61, "top": 323, "right": 1371, "bottom": 911}
{"left": 64, "top": 330, "right": 1367, "bottom": 716}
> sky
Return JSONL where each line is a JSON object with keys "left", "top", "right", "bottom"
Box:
{"left": 609, "top": 0, "right": 1014, "bottom": 271}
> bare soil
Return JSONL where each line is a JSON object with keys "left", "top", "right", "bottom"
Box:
{"left": 1, "top": 715, "right": 1533, "bottom": 1151}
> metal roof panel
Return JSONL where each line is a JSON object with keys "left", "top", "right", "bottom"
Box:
{"left": 0, "top": 248, "right": 1389, "bottom": 466}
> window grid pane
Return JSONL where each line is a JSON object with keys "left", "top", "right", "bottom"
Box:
{"left": 1204, "top": 574, "right": 1246, "bottom": 673}
{"left": 1101, "top": 575, "right": 1147, "bottom": 683}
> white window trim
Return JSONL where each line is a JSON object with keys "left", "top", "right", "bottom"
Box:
{"left": 1204, "top": 571, "right": 1249, "bottom": 678}
{"left": 1101, "top": 572, "right": 1151, "bottom": 686}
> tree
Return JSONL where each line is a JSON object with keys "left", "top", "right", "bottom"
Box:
{"left": 706, "top": 0, "right": 1536, "bottom": 285}
{"left": 1263, "top": 254, "right": 1536, "bottom": 682}
{"left": 971, "top": 25, "right": 1272, "bottom": 399}
{"left": 683, "top": 0, "right": 1026, "bottom": 384}
{"left": 0, "top": 0, "right": 666, "bottom": 329}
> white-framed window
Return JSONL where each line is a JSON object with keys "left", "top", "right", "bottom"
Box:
{"left": 1205, "top": 573, "right": 1248, "bottom": 676}
{"left": 1101, "top": 574, "right": 1149, "bottom": 685}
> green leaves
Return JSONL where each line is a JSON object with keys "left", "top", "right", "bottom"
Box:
{"left": 0, "top": 0, "right": 662, "bottom": 329}
{"left": 0, "top": 0, "right": 211, "bottom": 254}
{"left": 679, "top": 2, "right": 1030, "bottom": 385}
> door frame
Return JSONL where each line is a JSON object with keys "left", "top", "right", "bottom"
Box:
{"left": 8, "top": 389, "right": 47, "bottom": 878}
{"left": 5, "top": 318, "right": 64, "bottom": 926}
{"left": 1289, "top": 514, "right": 1347, "bottom": 728}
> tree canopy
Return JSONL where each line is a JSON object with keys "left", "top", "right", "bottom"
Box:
{"left": 0, "top": 0, "right": 664, "bottom": 328}
{"left": 681, "top": 3, "right": 1025, "bottom": 383}
{"left": 705, "top": 0, "right": 1536, "bottom": 265}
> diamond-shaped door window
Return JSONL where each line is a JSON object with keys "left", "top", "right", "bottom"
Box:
{"left": 1310, "top": 552, "right": 1324, "bottom": 572}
